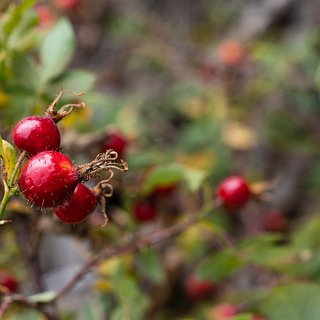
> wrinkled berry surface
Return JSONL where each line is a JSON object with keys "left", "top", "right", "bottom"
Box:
{"left": 55, "top": 183, "right": 98, "bottom": 224}
{"left": 13, "top": 116, "right": 60, "bottom": 155}
{"left": 217, "top": 175, "right": 251, "bottom": 210}
{"left": 19, "top": 151, "right": 78, "bottom": 207}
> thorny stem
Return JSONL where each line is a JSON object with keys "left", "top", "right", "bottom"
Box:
{"left": 0, "top": 151, "right": 27, "bottom": 220}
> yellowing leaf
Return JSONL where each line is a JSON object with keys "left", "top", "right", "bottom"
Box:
{"left": 98, "top": 257, "right": 122, "bottom": 276}
{"left": 0, "top": 136, "right": 17, "bottom": 183}
{"left": 94, "top": 279, "right": 113, "bottom": 293}
{"left": 180, "top": 97, "right": 206, "bottom": 119}
{"left": 177, "top": 151, "right": 215, "bottom": 171}
{"left": 98, "top": 254, "right": 133, "bottom": 276}
{"left": 222, "top": 121, "right": 257, "bottom": 150}
{"left": 60, "top": 106, "right": 92, "bottom": 128}
{"left": 0, "top": 90, "right": 9, "bottom": 108}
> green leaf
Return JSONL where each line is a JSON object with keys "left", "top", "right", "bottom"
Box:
{"left": 143, "top": 163, "right": 185, "bottom": 193}
{"left": 11, "top": 54, "right": 40, "bottom": 90}
{"left": 231, "top": 315, "right": 253, "bottom": 320}
{"left": 239, "top": 234, "right": 297, "bottom": 271}
{"left": 260, "top": 283, "right": 320, "bottom": 320}
{"left": 52, "top": 69, "right": 96, "bottom": 93}
{"left": 29, "top": 291, "right": 57, "bottom": 303}
{"left": 292, "top": 215, "right": 320, "bottom": 249}
{"left": 136, "top": 247, "right": 166, "bottom": 284}
{"left": 111, "top": 263, "right": 150, "bottom": 320}
{"left": 0, "top": 0, "right": 36, "bottom": 41}
{"left": 196, "top": 250, "right": 242, "bottom": 282}
{"left": 0, "top": 136, "right": 17, "bottom": 183}
{"left": 40, "top": 19, "right": 75, "bottom": 84}
{"left": 143, "top": 163, "right": 207, "bottom": 193}
{"left": 183, "top": 166, "right": 207, "bottom": 191}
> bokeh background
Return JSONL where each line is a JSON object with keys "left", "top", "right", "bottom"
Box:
{"left": 2, "top": 0, "right": 320, "bottom": 319}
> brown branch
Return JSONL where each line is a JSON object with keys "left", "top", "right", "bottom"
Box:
{"left": 54, "top": 212, "right": 204, "bottom": 301}
{"left": 1, "top": 201, "right": 225, "bottom": 317}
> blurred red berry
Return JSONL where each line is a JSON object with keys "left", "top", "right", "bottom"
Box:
{"left": 54, "top": 0, "right": 80, "bottom": 11}
{"left": 152, "top": 184, "right": 177, "bottom": 197}
{"left": 0, "top": 273, "right": 19, "bottom": 293}
{"left": 36, "top": 5, "right": 56, "bottom": 28}
{"left": 263, "top": 210, "right": 288, "bottom": 233}
{"left": 217, "top": 40, "right": 245, "bottom": 66}
{"left": 217, "top": 175, "right": 251, "bottom": 210}
{"left": 133, "top": 200, "right": 157, "bottom": 222}
{"left": 184, "top": 274, "right": 215, "bottom": 301}
{"left": 210, "top": 303, "right": 238, "bottom": 320}
{"left": 102, "top": 130, "right": 127, "bottom": 157}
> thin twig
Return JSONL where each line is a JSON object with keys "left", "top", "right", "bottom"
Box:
{"left": 54, "top": 210, "right": 209, "bottom": 301}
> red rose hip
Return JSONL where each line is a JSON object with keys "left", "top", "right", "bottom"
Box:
{"left": 133, "top": 200, "right": 157, "bottom": 222}
{"left": 102, "top": 130, "right": 127, "bottom": 157}
{"left": 210, "top": 303, "right": 238, "bottom": 319}
{"left": 54, "top": 0, "right": 80, "bottom": 11}
{"left": 19, "top": 151, "right": 78, "bottom": 207}
{"left": 55, "top": 183, "right": 98, "bottom": 224}
{"left": 0, "top": 272, "right": 19, "bottom": 293}
{"left": 184, "top": 274, "right": 215, "bottom": 301}
{"left": 13, "top": 116, "right": 60, "bottom": 155}
{"left": 217, "top": 175, "right": 251, "bottom": 210}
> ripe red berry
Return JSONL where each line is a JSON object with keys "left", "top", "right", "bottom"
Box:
{"left": 102, "top": 130, "right": 127, "bottom": 157}
{"left": 0, "top": 272, "right": 19, "bottom": 293}
{"left": 133, "top": 200, "right": 157, "bottom": 222}
{"left": 262, "top": 210, "right": 288, "bottom": 233}
{"left": 35, "top": 5, "right": 56, "bottom": 28}
{"left": 184, "top": 275, "right": 215, "bottom": 301}
{"left": 217, "top": 175, "right": 251, "bottom": 210}
{"left": 210, "top": 303, "right": 238, "bottom": 319}
{"left": 13, "top": 116, "right": 60, "bottom": 155}
{"left": 54, "top": 183, "right": 98, "bottom": 224}
{"left": 54, "top": 0, "right": 80, "bottom": 11}
{"left": 19, "top": 151, "right": 78, "bottom": 207}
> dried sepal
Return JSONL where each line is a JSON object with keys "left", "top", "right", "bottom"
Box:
{"left": 46, "top": 87, "right": 85, "bottom": 123}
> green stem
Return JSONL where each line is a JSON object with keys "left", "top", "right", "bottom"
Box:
{"left": 0, "top": 151, "right": 27, "bottom": 221}
{"left": 8, "top": 151, "right": 26, "bottom": 187}
{"left": 0, "top": 181, "right": 10, "bottom": 220}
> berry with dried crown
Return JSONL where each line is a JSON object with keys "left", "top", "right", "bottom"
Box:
{"left": 18, "top": 151, "right": 78, "bottom": 207}
{"left": 13, "top": 116, "right": 60, "bottom": 155}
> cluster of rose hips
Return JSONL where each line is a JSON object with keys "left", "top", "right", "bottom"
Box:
{"left": 12, "top": 90, "right": 127, "bottom": 224}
